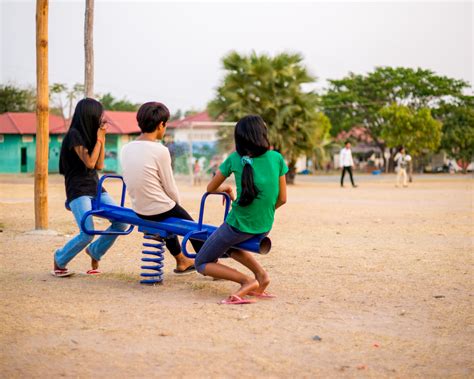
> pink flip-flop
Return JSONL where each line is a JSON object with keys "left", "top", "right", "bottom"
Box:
{"left": 248, "top": 291, "right": 276, "bottom": 299}
{"left": 86, "top": 269, "right": 102, "bottom": 275}
{"left": 219, "top": 295, "right": 256, "bottom": 305}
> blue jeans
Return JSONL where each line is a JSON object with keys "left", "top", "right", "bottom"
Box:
{"left": 194, "top": 222, "right": 267, "bottom": 274}
{"left": 55, "top": 193, "right": 128, "bottom": 268}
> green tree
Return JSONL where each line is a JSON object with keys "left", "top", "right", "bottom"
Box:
{"left": 437, "top": 98, "right": 474, "bottom": 173}
{"left": 0, "top": 84, "right": 36, "bottom": 113}
{"left": 380, "top": 104, "right": 442, "bottom": 178}
{"left": 170, "top": 109, "right": 183, "bottom": 121}
{"left": 322, "top": 67, "right": 469, "bottom": 169}
{"left": 380, "top": 104, "right": 442, "bottom": 155}
{"left": 49, "top": 83, "right": 84, "bottom": 122}
{"left": 208, "top": 51, "right": 330, "bottom": 183}
{"left": 99, "top": 93, "right": 139, "bottom": 111}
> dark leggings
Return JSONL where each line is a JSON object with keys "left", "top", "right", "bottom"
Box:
{"left": 340, "top": 166, "right": 355, "bottom": 186}
{"left": 137, "top": 204, "right": 204, "bottom": 257}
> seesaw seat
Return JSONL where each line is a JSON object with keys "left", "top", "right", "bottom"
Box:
{"left": 78, "top": 175, "right": 271, "bottom": 283}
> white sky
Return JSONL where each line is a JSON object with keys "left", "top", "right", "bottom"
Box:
{"left": 1, "top": 0, "right": 473, "bottom": 112}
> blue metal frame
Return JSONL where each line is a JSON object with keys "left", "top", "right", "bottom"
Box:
{"left": 79, "top": 175, "right": 271, "bottom": 281}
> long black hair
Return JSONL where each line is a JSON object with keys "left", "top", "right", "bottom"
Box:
{"left": 68, "top": 98, "right": 104, "bottom": 152}
{"left": 59, "top": 98, "right": 103, "bottom": 175}
{"left": 234, "top": 115, "right": 270, "bottom": 207}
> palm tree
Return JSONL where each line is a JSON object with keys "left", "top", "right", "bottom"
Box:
{"left": 208, "top": 51, "right": 330, "bottom": 184}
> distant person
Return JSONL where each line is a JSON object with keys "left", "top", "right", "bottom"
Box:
{"left": 394, "top": 147, "right": 411, "bottom": 187}
{"left": 339, "top": 141, "right": 357, "bottom": 188}
{"left": 194, "top": 115, "right": 288, "bottom": 305}
{"left": 53, "top": 98, "right": 128, "bottom": 277}
{"left": 193, "top": 159, "right": 202, "bottom": 185}
{"left": 120, "top": 102, "right": 200, "bottom": 274}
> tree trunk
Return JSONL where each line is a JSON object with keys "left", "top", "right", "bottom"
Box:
{"left": 286, "top": 160, "right": 297, "bottom": 185}
{"left": 35, "top": 0, "right": 49, "bottom": 229}
{"left": 84, "top": 0, "right": 94, "bottom": 98}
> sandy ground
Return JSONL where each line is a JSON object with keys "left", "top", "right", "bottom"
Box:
{"left": 0, "top": 173, "right": 473, "bottom": 378}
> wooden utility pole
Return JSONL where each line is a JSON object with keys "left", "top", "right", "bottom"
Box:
{"left": 35, "top": 0, "right": 49, "bottom": 230}
{"left": 84, "top": 0, "right": 94, "bottom": 97}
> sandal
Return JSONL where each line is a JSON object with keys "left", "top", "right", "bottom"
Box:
{"left": 219, "top": 295, "right": 256, "bottom": 305}
{"left": 51, "top": 268, "right": 74, "bottom": 277}
{"left": 86, "top": 269, "right": 102, "bottom": 275}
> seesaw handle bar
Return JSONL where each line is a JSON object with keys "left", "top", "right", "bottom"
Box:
{"left": 198, "top": 192, "right": 231, "bottom": 228}
{"left": 80, "top": 209, "right": 135, "bottom": 236}
{"left": 96, "top": 175, "right": 127, "bottom": 207}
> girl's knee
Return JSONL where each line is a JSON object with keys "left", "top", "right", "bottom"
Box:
{"left": 194, "top": 257, "right": 207, "bottom": 274}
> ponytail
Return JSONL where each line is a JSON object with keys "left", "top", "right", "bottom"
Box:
{"left": 234, "top": 115, "right": 269, "bottom": 207}
{"left": 238, "top": 156, "right": 260, "bottom": 207}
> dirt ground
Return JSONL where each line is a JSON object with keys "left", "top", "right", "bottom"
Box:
{"left": 0, "top": 173, "right": 472, "bottom": 378}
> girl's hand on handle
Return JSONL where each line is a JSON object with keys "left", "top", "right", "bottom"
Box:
{"left": 221, "top": 184, "right": 235, "bottom": 204}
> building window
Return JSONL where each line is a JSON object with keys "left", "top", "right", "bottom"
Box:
{"left": 22, "top": 135, "right": 34, "bottom": 143}
{"left": 0, "top": 135, "right": 4, "bottom": 143}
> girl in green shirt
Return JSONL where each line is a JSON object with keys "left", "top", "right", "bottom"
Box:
{"left": 194, "top": 115, "right": 288, "bottom": 305}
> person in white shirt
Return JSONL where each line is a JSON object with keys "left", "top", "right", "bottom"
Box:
{"left": 339, "top": 141, "right": 357, "bottom": 188}
{"left": 394, "top": 147, "right": 411, "bottom": 187}
{"left": 120, "top": 102, "right": 199, "bottom": 274}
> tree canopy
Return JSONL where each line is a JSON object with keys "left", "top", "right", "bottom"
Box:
{"left": 380, "top": 104, "right": 442, "bottom": 156}
{"left": 0, "top": 84, "right": 36, "bottom": 113}
{"left": 208, "top": 51, "right": 330, "bottom": 182}
{"left": 321, "top": 67, "right": 470, "bottom": 167}
{"left": 436, "top": 97, "right": 474, "bottom": 172}
{"left": 98, "top": 93, "right": 139, "bottom": 111}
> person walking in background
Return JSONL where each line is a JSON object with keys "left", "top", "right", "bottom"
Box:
{"left": 394, "top": 147, "right": 411, "bottom": 187}
{"left": 339, "top": 141, "right": 357, "bottom": 188}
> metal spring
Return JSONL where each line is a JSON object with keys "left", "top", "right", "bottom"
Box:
{"left": 140, "top": 234, "right": 165, "bottom": 285}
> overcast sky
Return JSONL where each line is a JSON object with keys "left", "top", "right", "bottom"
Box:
{"left": 1, "top": 0, "right": 472, "bottom": 112}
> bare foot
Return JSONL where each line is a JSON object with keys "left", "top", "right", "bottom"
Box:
{"left": 85, "top": 248, "right": 99, "bottom": 271}
{"left": 254, "top": 271, "right": 270, "bottom": 294}
{"left": 175, "top": 253, "right": 194, "bottom": 272}
{"left": 234, "top": 278, "right": 259, "bottom": 298}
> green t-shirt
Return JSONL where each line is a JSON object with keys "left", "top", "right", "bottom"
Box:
{"left": 219, "top": 150, "right": 288, "bottom": 234}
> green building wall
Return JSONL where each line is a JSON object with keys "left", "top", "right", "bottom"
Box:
{"left": 0, "top": 134, "right": 63, "bottom": 173}
{"left": 0, "top": 134, "right": 134, "bottom": 174}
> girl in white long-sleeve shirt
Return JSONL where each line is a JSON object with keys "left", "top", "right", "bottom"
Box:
{"left": 121, "top": 102, "right": 199, "bottom": 273}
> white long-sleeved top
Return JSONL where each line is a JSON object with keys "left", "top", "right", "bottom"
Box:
{"left": 339, "top": 147, "right": 354, "bottom": 167}
{"left": 120, "top": 140, "right": 180, "bottom": 216}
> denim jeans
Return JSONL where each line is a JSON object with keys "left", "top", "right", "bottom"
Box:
{"left": 194, "top": 222, "right": 268, "bottom": 274}
{"left": 55, "top": 193, "right": 128, "bottom": 268}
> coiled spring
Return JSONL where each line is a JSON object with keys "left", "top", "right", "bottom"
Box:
{"left": 140, "top": 234, "right": 165, "bottom": 284}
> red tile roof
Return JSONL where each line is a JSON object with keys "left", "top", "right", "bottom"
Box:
{"left": 102, "top": 111, "right": 140, "bottom": 134}
{"left": 168, "top": 111, "right": 213, "bottom": 128}
{"left": 336, "top": 126, "right": 374, "bottom": 143}
{"left": 0, "top": 112, "right": 67, "bottom": 134}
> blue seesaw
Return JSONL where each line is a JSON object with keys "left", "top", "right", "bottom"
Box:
{"left": 80, "top": 175, "right": 271, "bottom": 285}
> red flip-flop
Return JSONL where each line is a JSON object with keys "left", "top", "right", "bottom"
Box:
{"left": 51, "top": 269, "right": 74, "bottom": 277}
{"left": 219, "top": 295, "right": 256, "bottom": 305}
{"left": 86, "top": 269, "right": 101, "bottom": 275}
{"left": 248, "top": 291, "right": 276, "bottom": 299}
